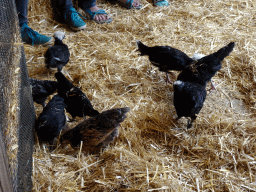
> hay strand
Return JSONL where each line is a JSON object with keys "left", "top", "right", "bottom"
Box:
{"left": 25, "top": 0, "right": 256, "bottom": 191}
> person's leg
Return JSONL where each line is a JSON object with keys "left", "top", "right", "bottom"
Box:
{"left": 58, "top": 0, "right": 87, "bottom": 30}
{"left": 15, "top": 0, "right": 28, "bottom": 26}
{"left": 58, "top": 0, "right": 73, "bottom": 11}
{"left": 15, "top": 0, "right": 52, "bottom": 45}
{"left": 78, "top": 0, "right": 112, "bottom": 23}
{"left": 78, "top": 0, "right": 97, "bottom": 10}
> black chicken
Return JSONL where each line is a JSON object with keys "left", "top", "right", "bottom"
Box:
{"left": 173, "top": 80, "right": 207, "bottom": 128}
{"left": 177, "top": 42, "right": 235, "bottom": 91}
{"left": 29, "top": 78, "right": 58, "bottom": 107}
{"left": 136, "top": 40, "right": 194, "bottom": 83}
{"left": 35, "top": 94, "right": 68, "bottom": 144}
{"left": 45, "top": 31, "right": 70, "bottom": 72}
{"left": 55, "top": 72, "right": 99, "bottom": 120}
{"left": 59, "top": 107, "right": 130, "bottom": 154}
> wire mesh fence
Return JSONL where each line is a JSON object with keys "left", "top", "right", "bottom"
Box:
{"left": 0, "top": 0, "right": 35, "bottom": 191}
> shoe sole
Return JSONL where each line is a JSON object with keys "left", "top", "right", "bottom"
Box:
{"left": 70, "top": 24, "right": 87, "bottom": 31}
{"left": 42, "top": 38, "right": 54, "bottom": 46}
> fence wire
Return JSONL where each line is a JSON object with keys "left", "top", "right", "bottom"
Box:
{"left": 0, "top": 0, "right": 35, "bottom": 191}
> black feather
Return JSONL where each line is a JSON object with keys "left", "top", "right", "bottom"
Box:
{"left": 55, "top": 72, "right": 99, "bottom": 119}
{"left": 177, "top": 42, "right": 235, "bottom": 87}
{"left": 59, "top": 107, "right": 130, "bottom": 154}
{"left": 35, "top": 94, "right": 68, "bottom": 143}
{"left": 136, "top": 40, "right": 194, "bottom": 72}
{"left": 29, "top": 78, "right": 58, "bottom": 107}
{"left": 45, "top": 36, "right": 70, "bottom": 72}
{"left": 174, "top": 80, "right": 207, "bottom": 128}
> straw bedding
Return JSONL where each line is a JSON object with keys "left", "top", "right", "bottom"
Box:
{"left": 25, "top": 0, "right": 256, "bottom": 191}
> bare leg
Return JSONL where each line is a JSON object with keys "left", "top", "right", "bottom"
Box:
{"left": 89, "top": 5, "right": 111, "bottom": 22}
{"left": 117, "top": 0, "right": 141, "bottom": 8}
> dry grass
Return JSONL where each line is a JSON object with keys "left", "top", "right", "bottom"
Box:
{"left": 4, "top": 19, "right": 22, "bottom": 180}
{"left": 25, "top": 0, "right": 256, "bottom": 191}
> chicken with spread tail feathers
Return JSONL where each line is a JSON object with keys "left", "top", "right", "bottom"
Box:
{"left": 35, "top": 94, "right": 68, "bottom": 145}
{"left": 55, "top": 72, "right": 99, "bottom": 120}
{"left": 173, "top": 80, "right": 207, "bottom": 128}
{"left": 136, "top": 40, "right": 194, "bottom": 83}
{"left": 29, "top": 78, "right": 58, "bottom": 107}
{"left": 177, "top": 42, "right": 235, "bottom": 91}
{"left": 59, "top": 107, "right": 130, "bottom": 154}
{"left": 45, "top": 31, "right": 70, "bottom": 72}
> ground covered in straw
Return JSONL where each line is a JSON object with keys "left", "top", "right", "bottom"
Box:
{"left": 26, "top": 0, "right": 256, "bottom": 191}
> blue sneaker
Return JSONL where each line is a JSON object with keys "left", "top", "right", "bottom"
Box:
{"left": 153, "top": 0, "right": 169, "bottom": 6}
{"left": 20, "top": 23, "right": 52, "bottom": 46}
{"left": 64, "top": 7, "right": 86, "bottom": 31}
